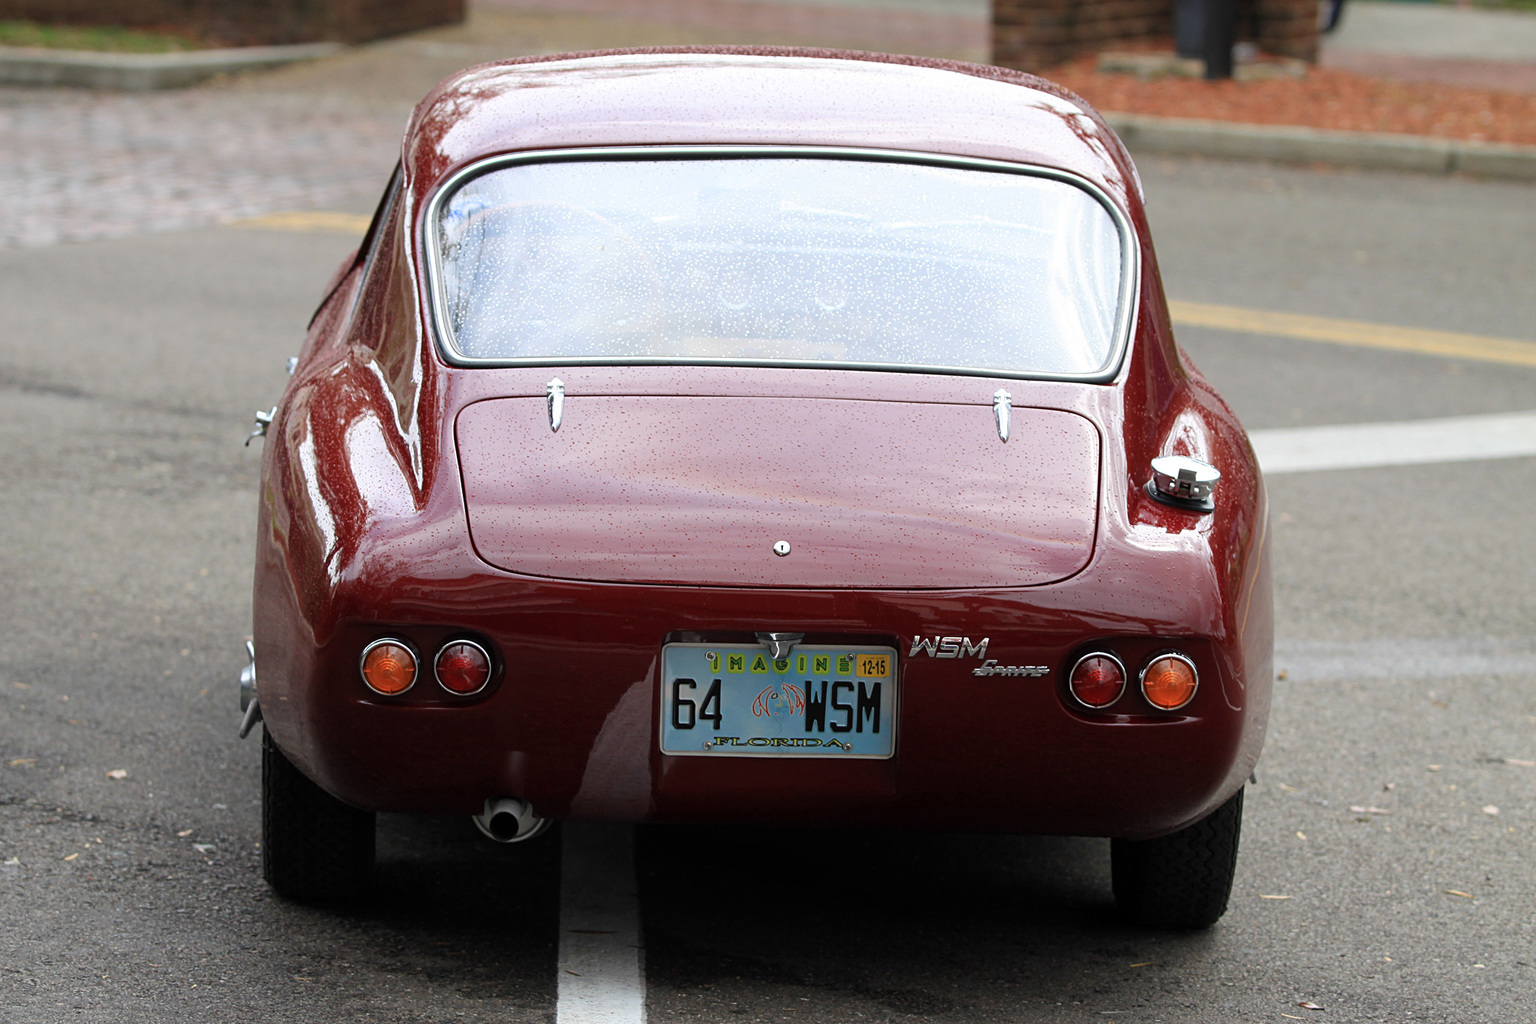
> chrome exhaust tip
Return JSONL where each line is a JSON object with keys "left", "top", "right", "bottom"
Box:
{"left": 472, "top": 797, "right": 550, "bottom": 844}
{"left": 239, "top": 640, "right": 256, "bottom": 712}
{"left": 238, "top": 640, "right": 262, "bottom": 739}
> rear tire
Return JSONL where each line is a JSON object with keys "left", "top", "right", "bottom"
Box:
{"left": 1112, "top": 788, "right": 1243, "bottom": 929}
{"left": 262, "top": 729, "right": 375, "bottom": 902}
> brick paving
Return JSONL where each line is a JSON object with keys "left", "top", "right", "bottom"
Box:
{"left": 0, "top": 87, "right": 403, "bottom": 248}
{"left": 0, "top": 0, "right": 996, "bottom": 251}
{"left": 480, "top": 0, "right": 987, "bottom": 58}
{"left": 4, "top": 0, "right": 1531, "bottom": 250}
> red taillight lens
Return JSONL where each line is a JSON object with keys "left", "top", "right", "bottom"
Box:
{"left": 1069, "top": 653, "right": 1126, "bottom": 708}
{"left": 1142, "top": 654, "right": 1198, "bottom": 710}
{"left": 360, "top": 639, "right": 417, "bottom": 696}
{"left": 435, "top": 640, "right": 492, "bottom": 695}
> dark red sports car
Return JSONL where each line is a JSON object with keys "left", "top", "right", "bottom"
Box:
{"left": 242, "top": 47, "right": 1271, "bottom": 929}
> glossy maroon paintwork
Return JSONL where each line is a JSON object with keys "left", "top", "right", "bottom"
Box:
{"left": 458, "top": 398, "right": 1100, "bottom": 588}
{"left": 252, "top": 48, "right": 1271, "bottom": 840}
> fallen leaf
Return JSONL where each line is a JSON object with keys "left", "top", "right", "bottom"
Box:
{"left": 1445, "top": 889, "right": 1475, "bottom": 899}
{"left": 1483, "top": 805, "right": 1500, "bottom": 816}
{"left": 63, "top": 853, "right": 79, "bottom": 861}
{"left": 1129, "top": 961, "right": 1153, "bottom": 967}
{"left": 7, "top": 758, "right": 35, "bottom": 767}
{"left": 1279, "top": 783, "right": 1299, "bottom": 792}
{"left": 1298, "top": 1001, "right": 1324, "bottom": 1010}
{"left": 1349, "top": 805, "right": 1391, "bottom": 815}
{"left": 1426, "top": 764, "right": 1443, "bottom": 772}
{"left": 1503, "top": 758, "right": 1535, "bottom": 767}
{"left": 191, "top": 843, "right": 215, "bottom": 854}
{"left": 1296, "top": 831, "right": 1308, "bottom": 840}
{"left": 1260, "top": 894, "right": 1293, "bottom": 899}
{"left": 105, "top": 769, "right": 128, "bottom": 780}
{"left": 1276, "top": 670, "right": 1289, "bottom": 680}
{"left": 176, "top": 829, "right": 193, "bottom": 837}
{"left": 1281, "top": 1015, "right": 1304, "bottom": 1020}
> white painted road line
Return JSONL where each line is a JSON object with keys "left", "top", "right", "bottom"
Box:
{"left": 1251, "top": 410, "right": 1536, "bottom": 475}
{"left": 1276, "top": 637, "right": 1536, "bottom": 682}
{"left": 558, "top": 823, "right": 646, "bottom": 1024}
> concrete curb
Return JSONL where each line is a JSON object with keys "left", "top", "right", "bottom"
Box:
{"left": 1104, "top": 112, "right": 1536, "bottom": 182}
{"left": 0, "top": 43, "right": 344, "bottom": 90}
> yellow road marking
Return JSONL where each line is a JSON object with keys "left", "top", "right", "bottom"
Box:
{"left": 232, "top": 211, "right": 371, "bottom": 234}
{"left": 1169, "top": 300, "right": 1536, "bottom": 369}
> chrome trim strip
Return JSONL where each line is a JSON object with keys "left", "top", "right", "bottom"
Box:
{"left": 1067, "top": 650, "right": 1127, "bottom": 709}
{"left": 422, "top": 145, "right": 1142, "bottom": 384}
{"left": 1138, "top": 650, "right": 1199, "bottom": 711}
{"left": 433, "top": 638, "right": 494, "bottom": 696}
{"left": 359, "top": 637, "right": 419, "bottom": 696}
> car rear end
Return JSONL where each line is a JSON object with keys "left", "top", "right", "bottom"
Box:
{"left": 251, "top": 52, "right": 1270, "bottom": 924}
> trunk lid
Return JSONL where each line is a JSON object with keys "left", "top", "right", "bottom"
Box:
{"left": 456, "top": 396, "right": 1099, "bottom": 589}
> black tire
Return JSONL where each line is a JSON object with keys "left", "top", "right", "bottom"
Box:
{"left": 262, "top": 729, "right": 375, "bottom": 903}
{"left": 1112, "top": 788, "right": 1243, "bottom": 929}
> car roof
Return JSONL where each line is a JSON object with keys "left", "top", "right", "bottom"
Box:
{"left": 401, "top": 47, "right": 1142, "bottom": 213}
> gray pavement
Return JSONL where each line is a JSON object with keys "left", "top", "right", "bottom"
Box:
{"left": 1322, "top": 0, "right": 1536, "bottom": 93}
{"left": 2, "top": 151, "right": 1535, "bottom": 1022}
{"left": 2, "top": 5, "right": 1535, "bottom": 1023}
{"left": 1327, "top": 0, "right": 1536, "bottom": 62}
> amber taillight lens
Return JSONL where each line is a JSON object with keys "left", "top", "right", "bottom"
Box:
{"left": 1068, "top": 653, "right": 1126, "bottom": 708}
{"left": 435, "top": 640, "right": 492, "bottom": 695}
{"left": 360, "top": 639, "right": 417, "bottom": 696}
{"left": 1141, "top": 654, "right": 1198, "bottom": 710}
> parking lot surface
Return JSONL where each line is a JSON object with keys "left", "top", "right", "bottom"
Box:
{"left": 2, "top": 13, "right": 1534, "bottom": 1022}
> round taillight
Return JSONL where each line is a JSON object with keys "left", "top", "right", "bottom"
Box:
{"left": 1069, "top": 652, "right": 1126, "bottom": 708}
{"left": 1141, "top": 653, "right": 1198, "bottom": 710}
{"left": 360, "top": 639, "right": 417, "bottom": 696}
{"left": 435, "top": 640, "right": 492, "bottom": 695}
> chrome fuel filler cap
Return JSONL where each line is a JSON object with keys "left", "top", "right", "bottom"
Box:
{"left": 1148, "top": 455, "right": 1220, "bottom": 512}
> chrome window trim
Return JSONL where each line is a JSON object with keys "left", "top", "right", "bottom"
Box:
{"left": 359, "top": 637, "right": 419, "bottom": 697}
{"left": 1067, "top": 651, "right": 1128, "bottom": 709}
{"left": 434, "top": 638, "right": 494, "bottom": 697}
{"left": 421, "top": 145, "right": 1141, "bottom": 383}
{"left": 1139, "top": 651, "right": 1199, "bottom": 711}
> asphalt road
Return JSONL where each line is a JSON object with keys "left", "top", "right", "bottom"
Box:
{"left": 2, "top": 156, "right": 1533, "bottom": 1023}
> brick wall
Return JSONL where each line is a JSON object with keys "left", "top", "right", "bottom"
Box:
{"left": 1249, "top": 0, "right": 1318, "bottom": 63}
{"left": 0, "top": 0, "right": 464, "bottom": 46}
{"left": 994, "top": 0, "right": 1318, "bottom": 71}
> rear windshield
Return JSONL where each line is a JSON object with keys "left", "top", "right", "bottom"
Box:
{"left": 430, "top": 154, "right": 1129, "bottom": 378}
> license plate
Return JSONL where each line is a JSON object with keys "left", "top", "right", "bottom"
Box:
{"left": 660, "top": 642, "right": 898, "bottom": 758}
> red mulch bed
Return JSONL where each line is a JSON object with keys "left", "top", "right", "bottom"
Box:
{"left": 1046, "top": 55, "right": 1536, "bottom": 147}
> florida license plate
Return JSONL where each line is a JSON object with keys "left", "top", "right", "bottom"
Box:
{"left": 660, "top": 642, "right": 898, "bottom": 757}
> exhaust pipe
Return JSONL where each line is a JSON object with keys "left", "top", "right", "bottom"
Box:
{"left": 237, "top": 640, "right": 262, "bottom": 739}
{"left": 472, "top": 797, "right": 550, "bottom": 844}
